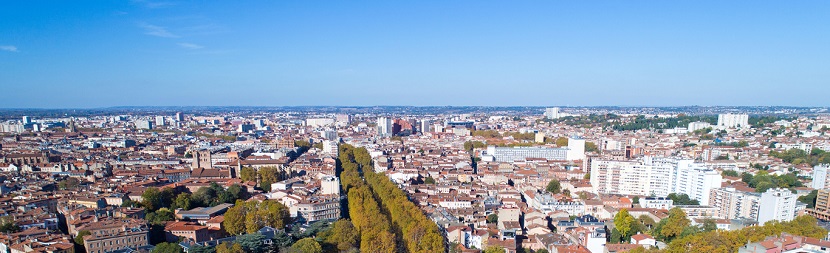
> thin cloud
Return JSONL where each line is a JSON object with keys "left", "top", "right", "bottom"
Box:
{"left": 137, "top": 22, "right": 179, "bottom": 38}
{"left": 177, "top": 43, "right": 204, "bottom": 50}
{"left": 0, "top": 45, "right": 18, "bottom": 52}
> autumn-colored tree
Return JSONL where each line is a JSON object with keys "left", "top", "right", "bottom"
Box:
{"left": 484, "top": 246, "right": 505, "bottom": 253}
{"left": 291, "top": 238, "right": 323, "bottom": 253}
{"left": 658, "top": 207, "right": 691, "bottom": 242}
{"left": 240, "top": 167, "right": 256, "bottom": 182}
{"left": 319, "top": 219, "right": 359, "bottom": 252}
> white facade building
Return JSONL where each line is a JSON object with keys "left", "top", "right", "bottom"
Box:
{"left": 544, "top": 107, "right": 561, "bottom": 119}
{"left": 688, "top": 121, "right": 712, "bottom": 132}
{"left": 717, "top": 114, "right": 749, "bottom": 129}
{"left": 590, "top": 157, "right": 722, "bottom": 205}
{"left": 306, "top": 118, "right": 335, "bottom": 128}
{"left": 709, "top": 187, "right": 760, "bottom": 221}
{"left": 322, "top": 140, "right": 339, "bottom": 157}
{"left": 377, "top": 117, "right": 393, "bottom": 137}
{"left": 758, "top": 188, "right": 797, "bottom": 224}
{"left": 639, "top": 197, "right": 674, "bottom": 210}
{"left": 812, "top": 165, "right": 830, "bottom": 190}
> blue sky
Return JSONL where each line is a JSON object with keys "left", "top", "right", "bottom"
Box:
{"left": 1, "top": 1, "right": 829, "bottom": 108}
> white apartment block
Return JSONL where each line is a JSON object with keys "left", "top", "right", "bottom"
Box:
{"left": 709, "top": 187, "right": 760, "bottom": 221}
{"left": 377, "top": 117, "right": 392, "bottom": 137}
{"left": 688, "top": 121, "right": 712, "bottom": 132}
{"left": 812, "top": 165, "right": 830, "bottom": 190}
{"left": 758, "top": 188, "right": 797, "bottom": 224}
{"left": 483, "top": 136, "right": 585, "bottom": 162}
{"left": 717, "top": 113, "right": 749, "bottom": 129}
{"left": 305, "top": 118, "right": 335, "bottom": 128}
{"left": 639, "top": 197, "right": 674, "bottom": 210}
{"left": 544, "top": 107, "right": 561, "bottom": 119}
{"left": 590, "top": 157, "right": 722, "bottom": 205}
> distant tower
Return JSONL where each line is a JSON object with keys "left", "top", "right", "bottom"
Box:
{"left": 22, "top": 116, "right": 31, "bottom": 124}
{"left": 377, "top": 117, "right": 393, "bottom": 137}
{"left": 192, "top": 150, "right": 213, "bottom": 169}
{"left": 544, "top": 108, "right": 561, "bottom": 119}
{"left": 175, "top": 112, "right": 184, "bottom": 122}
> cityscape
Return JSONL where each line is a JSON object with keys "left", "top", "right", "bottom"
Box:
{"left": 3, "top": 1, "right": 830, "bottom": 253}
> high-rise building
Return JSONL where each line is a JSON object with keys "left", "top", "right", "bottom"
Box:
{"left": 688, "top": 121, "right": 712, "bottom": 132}
{"left": 377, "top": 117, "right": 393, "bottom": 137}
{"left": 306, "top": 118, "right": 335, "bottom": 128}
{"left": 136, "top": 120, "right": 154, "bottom": 130}
{"left": 155, "top": 116, "right": 166, "bottom": 126}
{"left": 22, "top": 116, "right": 31, "bottom": 124}
{"left": 807, "top": 189, "right": 830, "bottom": 221}
{"left": 717, "top": 114, "right": 749, "bottom": 129}
{"left": 322, "top": 140, "right": 339, "bottom": 156}
{"left": 590, "top": 157, "right": 722, "bottom": 204}
{"left": 812, "top": 165, "right": 830, "bottom": 189}
{"left": 321, "top": 176, "right": 341, "bottom": 195}
{"left": 544, "top": 107, "right": 561, "bottom": 119}
{"left": 709, "top": 187, "right": 761, "bottom": 220}
{"left": 758, "top": 188, "right": 797, "bottom": 224}
{"left": 420, "top": 119, "right": 433, "bottom": 134}
{"left": 175, "top": 112, "right": 184, "bottom": 122}
{"left": 320, "top": 130, "right": 338, "bottom": 141}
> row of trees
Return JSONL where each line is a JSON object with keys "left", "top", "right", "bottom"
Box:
{"left": 339, "top": 144, "right": 397, "bottom": 252}
{"left": 339, "top": 144, "right": 445, "bottom": 253}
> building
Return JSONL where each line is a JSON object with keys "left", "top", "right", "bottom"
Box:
{"left": 175, "top": 203, "right": 234, "bottom": 224}
{"left": 192, "top": 150, "right": 213, "bottom": 169}
{"left": 420, "top": 119, "right": 433, "bottom": 133}
{"left": 377, "top": 117, "right": 393, "bottom": 137}
{"left": 22, "top": 116, "right": 32, "bottom": 124}
{"left": 175, "top": 112, "right": 184, "bottom": 121}
{"left": 718, "top": 113, "right": 749, "bottom": 129}
{"left": 709, "top": 187, "right": 761, "bottom": 221}
{"left": 305, "top": 118, "right": 335, "bottom": 128}
{"left": 808, "top": 189, "right": 830, "bottom": 221}
{"left": 590, "top": 157, "right": 722, "bottom": 205}
{"left": 320, "top": 176, "right": 340, "bottom": 195}
{"left": 237, "top": 123, "right": 254, "bottom": 133}
{"left": 688, "top": 121, "right": 712, "bottom": 132}
{"left": 544, "top": 107, "right": 561, "bottom": 119}
{"left": 483, "top": 137, "right": 585, "bottom": 162}
{"left": 758, "top": 188, "right": 797, "bottom": 224}
{"left": 812, "top": 165, "right": 830, "bottom": 189}
{"left": 322, "top": 141, "right": 338, "bottom": 157}
{"left": 83, "top": 222, "right": 149, "bottom": 253}
{"left": 293, "top": 196, "right": 341, "bottom": 224}
{"left": 320, "top": 130, "right": 338, "bottom": 141}
{"left": 639, "top": 197, "right": 673, "bottom": 210}
{"left": 136, "top": 120, "right": 154, "bottom": 130}
{"left": 155, "top": 116, "right": 166, "bottom": 126}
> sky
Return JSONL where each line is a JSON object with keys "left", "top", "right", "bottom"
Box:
{"left": 1, "top": 1, "right": 829, "bottom": 108}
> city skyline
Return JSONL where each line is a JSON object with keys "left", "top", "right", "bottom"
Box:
{"left": 2, "top": 1, "right": 829, "bottom": 108}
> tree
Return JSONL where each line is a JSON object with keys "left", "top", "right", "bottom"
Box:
{"left": 291, "top": 238, "right": 323, "bottom": 253}
{"left": 236, "top": 234, "right": 266, "bottom": 253}
{"left": 172, "top": 193, "right": 192, "bottom": 210}
{"left": 74, "top": 230, "right": 91, "bottom": 245}
{"left": 258, "top": 166, "right": 283, "bottom": 192}
{"left": 700, "top": 218, "right": 717, "bottom": 232}
{"left": 536, "top": 249, "right": 549, "bottom": 253}
{"left": 189, "top": 245, "right": 216, "bottom": 253}
{"left": 152, "top": 242, "right": 184, "bottom": 253}
{"left": 585, "top": 142, "right": 599, "bottom": 153}
{"left": 319, "top": 219, "right": 359, "bottom": 252}
{"left": 141, "top": 187, "right": 175, "bottom": 211}
{"left": 58, "top": 177, "right": 81, "bottom": 190}
{"left": 240, "top": 167, "right": 257, "bottom": 182}
{"left": 614, "top": 209, "right": 636, "bottom": 240}
{"left": 0, "top": 217, "right": 21, "bottom": 233}
{"left": 799, "top": 190, "right": 819, "bottom": 208}
{"left": 271, "top": 230, "right": 294, "bottom": 250}
{"left": 424, "top": 177, "right": 436, "bottom": 184}
{"left": 484, "top": 246, "right": 506, "bottom": 253}
{"left": 741, "top": 173, "right": 753, "bottom": 184}
{"left": 658, "top": 207, "right": 690, "bottom": 241}
{"left": 146, "top": 208, "right": 175, "bottom": 226}
{"left": 487, "top": 213, "right": 499, "bottom": 224}
{"left": 722, "top": 170, "right": 739, "bottom": 177}
{"left": 223, "top": 201, "right": 247, "bottom": 235}
{"left": 632, "top": 196, "right": 640, "bottom": 204}
{"left": 546, "top": 179, "right": 561, "bottom": 194}
{"left": 216, "top": 242, "right": 244, "bottom": 253}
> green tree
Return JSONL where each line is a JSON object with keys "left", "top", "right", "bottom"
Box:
{"left": 216, "top": 242, "right": 244, "bottom": 253}
{"left": 0, "top": 217, "right": 21, "bottom": 233}
{"left": 424, "top": 177, "right": 436, "bottom": 184}
{"left": 74, "top": 230, "right": 91, "bottom": 245}
{"left": 146, "top": 208, "right": 175, "bottom": 226}
{"left": 236, "top": 234, "right": 266, "bottom": 253}
{"left": 487, "top": 213, "right": 499, "bottom": 224}
{"left": 799, "top": 190, "right": 819, "bottom": 208}
{"left": 614, "top": 209, "right": 636, "bottom": 240}
{"left": 291, "top": 238, "right": 323, "bottom": 253}
{"left": 546, "top": 179, "right": 561, "bottom": 194}
{"left": 722, "top": 170, "right": 739, "bottom": 177}
{"left": 152, "top": 242, "right": 184, "bottom": 253}
{"left": 240, "top": 167, "right": 257, "bottom": 182}
{"left": 555, "top": 137, "right": 568, "bottom": 147}
{"left": 585, "top": 142, "right": 599, "bottom": 153}
{"left": 172, "top": 193, "right": 192, "bottom": 210}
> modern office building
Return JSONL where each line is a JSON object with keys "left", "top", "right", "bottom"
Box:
{"left": 155, "top": 116, "right": 166, "bottom": 126}
{"left": 758, "top": 188, "right": 797, "bottom": 224}
{"left": 175, "top": 112, "right": 184, "bottom": 122}
{"left": 717, "top": 113, "right": 749, "bottom": 129}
